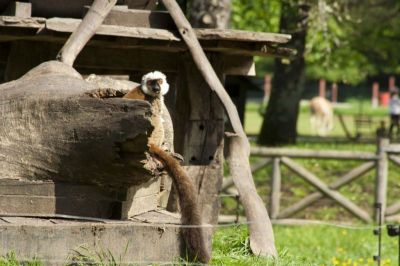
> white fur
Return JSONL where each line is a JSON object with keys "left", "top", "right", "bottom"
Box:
{"left": 141, "top": 71, "right": 169, "bottom": 97}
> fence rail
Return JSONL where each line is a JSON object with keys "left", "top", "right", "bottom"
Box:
{"left": 223, "top": 138, "right": 400, "bottom": 223}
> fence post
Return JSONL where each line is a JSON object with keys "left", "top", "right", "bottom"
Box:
{"left": 375, "top": 138, "right": 389, "bottom": 222}
{"left": 270, "top": 157, "right": 281, "bottom": 219}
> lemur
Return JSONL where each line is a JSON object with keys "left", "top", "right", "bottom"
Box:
{"left": 123, "top": 71, "right": 210, "bottom": 263}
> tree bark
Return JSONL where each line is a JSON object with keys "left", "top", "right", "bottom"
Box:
{"left": 187, "top": 0, "right": 231, "bottom": 29}
{"left": 258, "top": 1, "right": 310, "bottom": 146}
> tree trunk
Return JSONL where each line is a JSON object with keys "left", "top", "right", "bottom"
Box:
{"left": 187, "top": 0, "right": 231, "bottom": 29}
{"left": 258, "top": 1, "right": 310, "bottom": 146}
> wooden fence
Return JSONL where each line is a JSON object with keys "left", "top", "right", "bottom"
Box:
{"left": 222, "top": 138, "right": 400, "bottom": 223}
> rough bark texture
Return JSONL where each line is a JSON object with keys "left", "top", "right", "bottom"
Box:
{"left": 57, "top": 0, "right": 117, "bottom": 66}
{"left": 187, "top": 0, "right": 231, "bottom": 29}
{"left": 225, "top": 133, "right": 277, "bottom": 257}
{"left": 258, "top": 1, "right": 310, "bottom": 146}
{"left": 0, "top": 61, "right": 158, "bottom": 187}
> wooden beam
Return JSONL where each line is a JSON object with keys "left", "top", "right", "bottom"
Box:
{"left": 45, "top": 17, "right": 180, "bottom": 41}
{"left": 222, "top": 55, "right": 255, "bottom": 76}
{"left": 277, "top": 161, "right": 375, "bottom": 219}
{"left": 386, "top": 202, "right": 400, "bottom": 216}
{"left": 383, "top": 144, "right": 400, "bottom": 153}
{"left": 195, "top": 28, "right": 291, "bottom": 44}
{"left": 57, "top": 0, "right": 118, "bottom": 66}
{"left": 3, "top": 2, "right": 32, "bottom": 18}
{"left": 389, "top": 155, "right": 400, "bottom": 167}
{"left": 281, "top": 157, "right": 372, "bottom": 222}
{"left": 270, "top": 158, "right": 281, "bottom": 219}
{"left": 251, "top": 146, "right": 378, "bottom": 160}
{"left": 375, "top": 138, "right": 389, "bottom": 222}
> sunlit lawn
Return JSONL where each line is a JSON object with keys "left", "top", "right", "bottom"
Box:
{"left": 245, "top": 99, "right": 389, "bottom": 137}
{"left": 212, "top": 225, "right": 397, "bottom": 266}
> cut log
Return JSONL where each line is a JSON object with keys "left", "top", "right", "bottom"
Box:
{"left": 0, "top": 60, "right": 158, "bottom": 187}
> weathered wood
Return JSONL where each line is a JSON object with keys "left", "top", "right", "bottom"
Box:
{"left": 0, "top": 15, "right": 44, "bottom": 28}
{"left": 389, "top": 155, "right": 400, "bottom": 167}
{"left": 46, "top": 17, "right": 180, "bottom": 41}
{"left": 0, "top": 180, "right": 124, "bottom": 218}
{"left": 2, "top": 2, "right": 31, "bottom": 17}
{"left": 383, "top": 144, "right": 400, "bottom": 154}
{"left": 195, "top": 28, "right": 291, "bottom": 43}
{"left": 162, "top": 0, "right": 250, "bottom": 154}
{"left": 270, "top": 158, "right": 281, "bottom": 219}
{"left": 375, "top": 138, "right": 389, "bottom": 222}
{"left": 385, "top": 214, "right": 400, "bottom": 223}
{"left": 102, "top": 8, "right": 175, "bottom": 29}
{"left": 0, "top": 61, "right": 157, "bottom": 187}
{"left": 57, "top": 0, "right": 117, "bottom": 66}
{"left": 0, "top": 214, "right": 182, "bottom": 265}
{"left": 30, "top": 0, "right": 94, "bottom": 18}
{"left": 281, "top": 157, "right": 372, "bottom": 222}
{"left": 251, "top": 146, "right": 378, "bottom": 160}
{"left": 226, "top": 134, "right": 277, "bottom": 256}
{"left": 126, "top": 0, "right": 158, "bottom": 10}
{"left": 386, "top": 202, "right": 400, "bottom": 216}
{"left": 277, "top": 161, "right": 375, "bottom": 219}
{"left": 173, "top": 54, "right": 225, "bottom": 257}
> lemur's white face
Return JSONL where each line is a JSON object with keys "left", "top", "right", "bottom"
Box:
{"left": 141, "top": 71, "right": 169, "bottom": 98}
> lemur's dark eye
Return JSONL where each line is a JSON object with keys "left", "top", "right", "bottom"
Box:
{"left": 158, "top": 79, "right": 163, "bottom": 84}
{"left": 146, "top": 80, "right": 152, "bottom": 85}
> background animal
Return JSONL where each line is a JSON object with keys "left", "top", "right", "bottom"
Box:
{"left": 309, "top": 96, "right": 334, "bottom": 136}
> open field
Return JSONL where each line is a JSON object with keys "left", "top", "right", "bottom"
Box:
{"left": 245, "top": 99, "right": 389, "bottom": 137}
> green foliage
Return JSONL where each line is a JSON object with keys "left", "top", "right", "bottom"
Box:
{"left": 232, "top": 0, "right": 400, "bottom": 84}
{"left": 0, "top": 252, "right": 41, "bottom": 266}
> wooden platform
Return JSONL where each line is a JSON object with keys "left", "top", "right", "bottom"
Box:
{"left": 0, "top": 210, "right": 183, "bottom": 265}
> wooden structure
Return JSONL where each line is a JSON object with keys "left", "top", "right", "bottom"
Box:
{"left": 223, "top": 138, "right": 400, "bottom": 223}
{"left": 0, "top": 1, "right": 291, "bottom": 263}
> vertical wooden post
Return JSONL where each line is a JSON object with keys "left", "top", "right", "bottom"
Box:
{"left": 174, "top": 52, "right": 225, "bottom": 254}
{"left": 372, "top": 82, "right": 379, "bottom": 108}
{"left": 319, "top": 79, "right": 326, "bottom": 98}
{"left": 331, "top": 82, "right": 338, "bottom": 103}
{"left": 375, "top": 138, "right": 389, "bottom": 222}
{"left": 270, "top": 157, "right": 281, "bottom": 219}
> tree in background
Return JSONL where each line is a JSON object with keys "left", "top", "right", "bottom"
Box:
{"left": 232, "top": 0, "right": 400, "bottom": 145}
{"left": 258, "top": 1, "right": 310, "bottom": 145}
{"left": 187, "top": 0, "right": 231, "bottom": 29}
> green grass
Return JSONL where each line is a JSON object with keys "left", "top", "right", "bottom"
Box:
{"left": 1, "top": 98, "right": 397, "bottom": 265}
{"left": 246, "top": 99, "right": 389, "bottom": 136}
{"left": 213, "top": 225, "right": 396, "bottom": 266}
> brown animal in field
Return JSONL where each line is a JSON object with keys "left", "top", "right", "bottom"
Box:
{"left": 309, "top": 97, "right": 334, "bottom": 136}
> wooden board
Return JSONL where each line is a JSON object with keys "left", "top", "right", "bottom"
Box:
{"left": 0, "top": 16, "right": 293, "bottom": 58}
{"left": 0, "top": 179, "right": 124, "bottom": 218}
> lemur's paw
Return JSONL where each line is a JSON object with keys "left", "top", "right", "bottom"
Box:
{"left": 171, "top": 152, "right": 184, "bottom": 163}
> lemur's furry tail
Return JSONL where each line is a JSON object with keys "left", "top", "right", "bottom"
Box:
{"left": 149, "top": 144, "right": 211, "bottom": 263}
